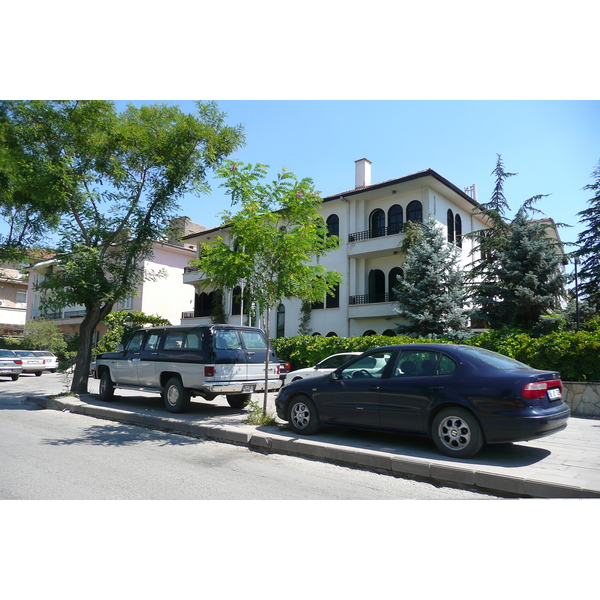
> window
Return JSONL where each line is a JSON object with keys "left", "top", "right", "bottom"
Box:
{"left": 438, "top": 354, "right": 457, "bottom": 375}
{"left": 447, "top": 209, "right": 455, "bottom": 243}
{"left": 276, "top": 304, "right": 285, "bottom": 338}
{"left": 388, "top": 205, "right": 403, "bottom": 234}
{"left": 370, "top": 209, "right": 385, "bottom": 238}
{"left": 455, "top": 214, "right": 462, "bottom": 248}
{"left": 231, "top": 286, "right": 242, "bottom": 315}
{"left": 125, "top": 331, "right": 145, "bottom": 353}
{"left": 144, "top": 333, "right": 161, "bottom": 351}
{"left": 240, "top": 330, "right": 267, "bottom": 349}
{"left": 388, "top": 267, "right": 404, "bottom": 300}
{"left": 326, "top": 214, "right": 339, "bottom": 238}
{"left": 214, "top": 330, "right": 242, "bottom": 350}
{"left": 368, "top": 269, "right": 386, "bottom": 303}
{"left": 406, "top": 200, "right": 422, "bottom": 223}
{"left": 394, "top": 350, "right": 440, "bottom": 377}
{"left": 339, "top": 350, "right": 393, "bottom": 379}
{"left": 325, "top": 284, "right": 340, "bottom": 309}
{"left": 16, "top": 290, "right": 27, "bottom": 305}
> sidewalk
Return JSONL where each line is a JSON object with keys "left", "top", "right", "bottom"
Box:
{"left": 29, "top": 389, "right": 600, "bottom": 499}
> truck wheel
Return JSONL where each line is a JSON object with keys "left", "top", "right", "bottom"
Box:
{"left": 226, "top": 393, "right": 251, "bottom": 409}
{"left": 98, "top": 370, "right": 115, "bottom": 401}
{"left": 163, "top": 377, "right": 190, "bottom": 413}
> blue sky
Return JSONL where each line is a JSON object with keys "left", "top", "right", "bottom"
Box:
{"left": 133, "top": 100, "right": 598, "bottom": 259}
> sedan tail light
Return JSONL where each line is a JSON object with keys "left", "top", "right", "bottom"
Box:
{"left": 522, "top": 379, "right": 562, "bottom": 399}
{"left": 14, "top": 360, "right": 22, "bottom": 365}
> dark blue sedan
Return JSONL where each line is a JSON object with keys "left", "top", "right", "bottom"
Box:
{"left": 275, "top": 344, "right": 570, "bottom": 458}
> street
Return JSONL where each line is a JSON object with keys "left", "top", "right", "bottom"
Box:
{"left": 0, "top": 372, "right": 498, "bottom": 499}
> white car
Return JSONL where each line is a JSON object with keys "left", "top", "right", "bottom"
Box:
{"left": 31, "top": 351, "right": 59, "bottom": 372}
{"left": 13, "top": 350, "right": 45, "bottom": 376}
{"left": 284, "top": 352, "right": 362, "bottom": 384}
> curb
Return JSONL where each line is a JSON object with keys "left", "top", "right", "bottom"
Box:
{"left": 28, "top": 395, "right": 600, "bottom": 499}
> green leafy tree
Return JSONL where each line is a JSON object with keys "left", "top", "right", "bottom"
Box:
{"left": 575, "top": 160, "right": 600, "bottom": 313}
{"left": 3, "top": 101, "right": 245, "bottom": 394}
{"left": 193, "top": 161, "right": 342, "bottom": 414}
{"left": 471, "top": 208, "right": 566, "bottom": 329}
{"left": 22, "top": 319, "right": 67, "bottom": 356}
{"left": 394, "top": 213, "right": 470, "bottom": 340}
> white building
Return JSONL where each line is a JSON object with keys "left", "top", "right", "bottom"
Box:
{"left": 0, "top": 262, "right": 29, "bottom": 337}
{"left": 181, "top": 159, "right": 490, "bottom": 338}
{"left": 27, "top": 233, "right": 200, "bottom": 343}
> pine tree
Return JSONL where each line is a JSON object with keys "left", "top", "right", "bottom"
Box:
{"left": 394, "top": 213, "right": 470, "bottom": 339}
{"left": 575, "top": 160, "right": 600, "bottom": 313}
{"left": 472, "top": 209, "right": 566, "bottom": 329}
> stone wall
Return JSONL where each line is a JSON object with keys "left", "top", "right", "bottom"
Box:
{"left": 563, "top": 382, "right": 600, "bottom": 418}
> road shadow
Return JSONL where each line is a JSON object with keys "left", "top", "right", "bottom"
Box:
{"left": 41, "top": 422, "right": 209, "bottom": 448}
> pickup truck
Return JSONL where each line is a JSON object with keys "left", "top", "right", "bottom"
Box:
{"left": 94, "top": 324, "right": 282, "bottom": 413}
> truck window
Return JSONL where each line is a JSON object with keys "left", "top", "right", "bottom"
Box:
{"left": 164, "top": 333, "right": 185, "bottom": 350}
{"left": 126, "top": 331, "right": 145, "bottom": 352}
{"left": 144, "top": 333, "right": 161, "bottom": 351}
{"left": 215, "top": 331, "right": 242, "bottom": 350}
{"left": 240, "top": 331, "right": 267, "bottom": 350}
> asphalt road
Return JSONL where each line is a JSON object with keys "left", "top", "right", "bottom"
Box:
{"left": 0, "top": 372, "right": 498, "bottom": 499}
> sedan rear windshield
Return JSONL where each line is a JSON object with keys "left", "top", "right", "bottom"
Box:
{"left": 458, "top": 346, "right": 530, "bottom": 370}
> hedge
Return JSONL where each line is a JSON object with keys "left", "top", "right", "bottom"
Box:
{"left": 271, "top": 330, "right": 600, "bottom": 383}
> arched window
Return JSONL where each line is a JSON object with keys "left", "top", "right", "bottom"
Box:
{"left": 383, "top": 329, "right": 396, "bottom": 337}
{"left": 276, "top": 304, "right": 285, "bottom": 338}
{"left": 368, "top": 269, "right": 386, "bottom": 303}
{"left": 407, "top": 200, "right": 423, "bottom": 223}
{"left": 447, "top": 209, "right": 455, "bottom": 243}
{"left": 455, "top": 214, "right": 463, "bottom": 248}
{"left": 388, "top": 267, "right": 404, "bottom": 300}
{"left": 326, "top": 331, "right": 337, "bottom": 337}
{"left": 326, "top": 214, "right": 339, "bottom": 238}
{"left": 231, "top": 286, "right": 242, "bottom": 315}
{"left": 370, "top": 209, "right": 385, "bottom": 238}
{"left": 388, "top": 204, "right": 403, "bottom": 234}
{"left": 363, "top": 330, "right": 376, "bottom": 336}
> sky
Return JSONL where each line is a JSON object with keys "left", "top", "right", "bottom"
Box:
{"left": 119, "top": 99, "right": 599, "bottom": 259}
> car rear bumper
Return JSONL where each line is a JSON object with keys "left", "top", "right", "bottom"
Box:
{"left": 483, "top": 405, "right": 571, "bottom": 444}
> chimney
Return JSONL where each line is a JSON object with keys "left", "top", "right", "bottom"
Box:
{"left": 355, "top": 158, "right": 372, "bottom": 189}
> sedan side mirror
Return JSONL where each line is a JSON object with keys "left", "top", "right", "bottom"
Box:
{"left": 329, "top": 371, "right": 341, "bottom": 381}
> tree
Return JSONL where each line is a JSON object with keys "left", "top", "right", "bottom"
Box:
{"left": 193, "top": 161, "right": 342, "bottom": 414}
{"left": 575, "top": 160, "right": 600, "bottom": 313}
{"left": 2, "top": 101, "right": 245, "bottom": 394}
{"left": 394, "top": 213, "right": 470, "bottom": 339}
{"left": 471, "top": 208, "right": 566, "bottom": 329}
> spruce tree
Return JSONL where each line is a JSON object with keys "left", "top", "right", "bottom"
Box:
{"left": 394, "top": 213, "right": 470, "bottom": 339}
{"left": 471, "top": 209, "right": 566, "bottom": 329}
{"left": 575, "top": 160, "right": 600, "bottom": 313}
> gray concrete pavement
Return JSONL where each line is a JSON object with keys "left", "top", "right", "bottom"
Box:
{"left": 26, "top": 380, "right": 600, "bottom": 498}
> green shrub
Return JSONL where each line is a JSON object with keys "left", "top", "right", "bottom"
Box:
{"left": 272, "top": 329, "right": 600, "bottom": 382}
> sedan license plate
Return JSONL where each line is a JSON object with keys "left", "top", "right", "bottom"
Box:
{"left": 242, "top": 384, "right": 255, "bottom": 393}
{"left": 0, "top": 369, "right": 11, "bottom": 374}
{"left": 548, "top": 388, "right": 562, "bottom": 400}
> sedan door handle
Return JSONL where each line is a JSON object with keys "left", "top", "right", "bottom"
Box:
{"left": 429, "top": 385, "right": 444, "bottom": 391}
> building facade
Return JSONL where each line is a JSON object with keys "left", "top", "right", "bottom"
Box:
{"left": 181, "top": 159, "right": 490, "bottom": 338}
{"left": 0, "top": 262, "right": 29, "bottom": 337}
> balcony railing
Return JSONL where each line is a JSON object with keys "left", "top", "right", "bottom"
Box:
{"left": 348, "top": 223, "right": 408, "bottom": 243}
{"left": 349, "top": 293, "right": 393, "bottom": 305}
{"left": 184, "top": 266, "right": 199, "bottom": 273}
{"left": 182, "top": 309, "right": 212, "bottom": 319}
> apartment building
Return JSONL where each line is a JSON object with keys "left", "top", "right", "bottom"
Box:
{"left": 0, "top": 262, "right": 29, "bottom": 336}
{"left": 27, "top": 229, "right": 201, "bottom": 342}
{"left": 181, "top": 159, "right": 490, "bottom": 338}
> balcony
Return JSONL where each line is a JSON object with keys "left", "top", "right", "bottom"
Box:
{"left": 349, "top": 293, "right": 393, "bottom": 305}
{"left": 347, "top": 225, "right": 407, "bottom": 259}
{"left": 348, "top": 223, "right": 408, "bottom": 243}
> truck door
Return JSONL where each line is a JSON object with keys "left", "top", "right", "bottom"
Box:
{"left": 114, "top": 330, "right": 146, "bottom": 385}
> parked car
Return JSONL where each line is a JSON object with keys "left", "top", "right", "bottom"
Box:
{"left": 284, "top": 352, "right": 362, "bottom": 384}
{"left": 95, "top": 325, "right": 282, "bottom": 413}
{"left": 279, "top": 360, "right": 292, "bottom": 381}
{"left": 31, "top": 351, "right": 59, "bottom": 372}
{"left": 0, "top": 349, "right": 23, "bottom": 380}
{"left": 275, "top": 344, "right": 570, "bottom": 459}
{"left": 13, "top": 350, "right": 45, "bottom": 376}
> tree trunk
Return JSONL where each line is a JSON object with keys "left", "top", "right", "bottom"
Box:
{"left": 70, "top": 302, "right": 113, "bottom": 394}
